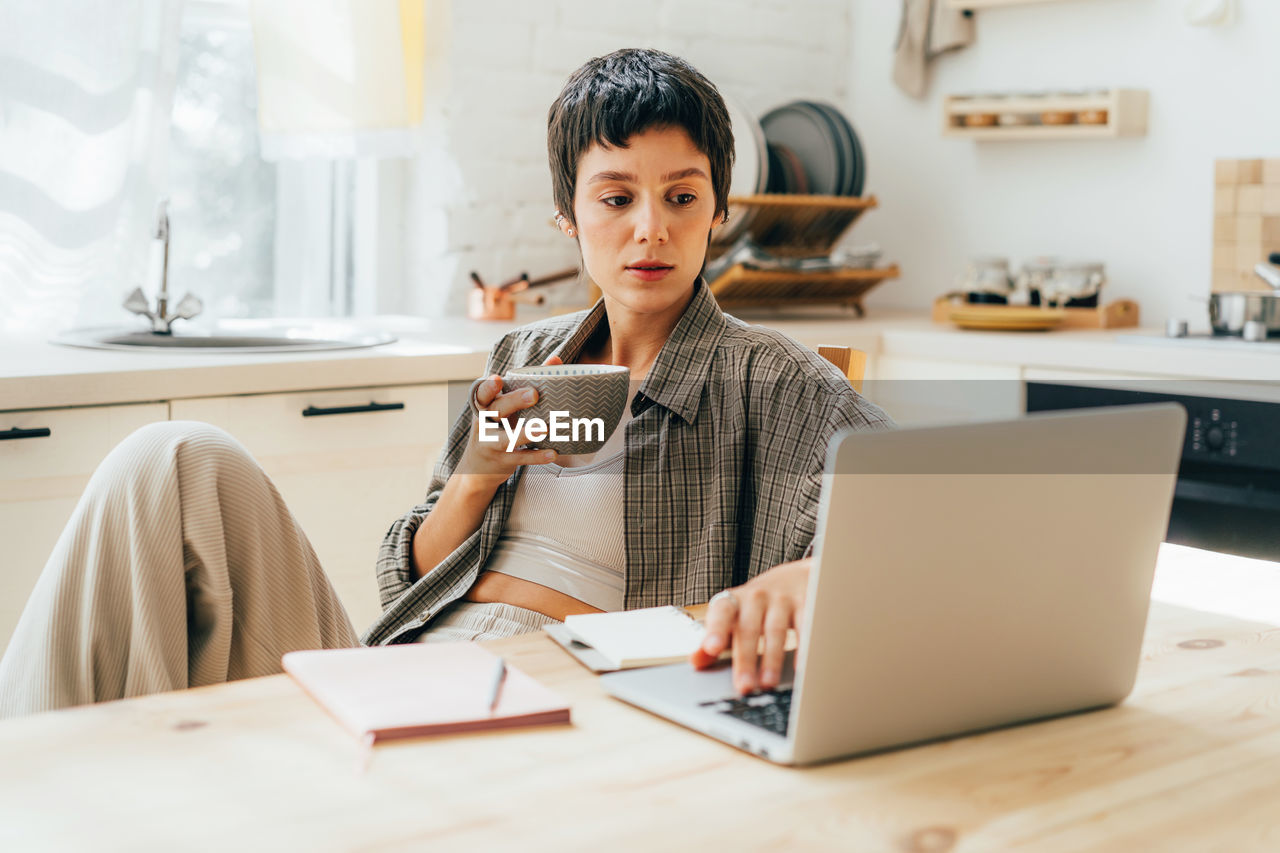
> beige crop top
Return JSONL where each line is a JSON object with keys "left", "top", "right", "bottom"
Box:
{"left": 480, "top": 450, "right": 625, "bottom": 611}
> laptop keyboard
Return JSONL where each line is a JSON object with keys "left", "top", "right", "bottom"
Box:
{"left": 700, "top": 688, "right": 793, "bottom": 736}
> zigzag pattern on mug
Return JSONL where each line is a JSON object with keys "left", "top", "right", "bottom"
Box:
{"left": 501, "top": 373, "right": 630, "bottom": 455}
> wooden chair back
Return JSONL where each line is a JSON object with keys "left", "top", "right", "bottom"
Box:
{"left": 816, "top": 345, "right": 867, "bottom": 394}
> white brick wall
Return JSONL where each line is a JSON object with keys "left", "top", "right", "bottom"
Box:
{"left": 405, "top": 0, "right": 852, "bottom": 317}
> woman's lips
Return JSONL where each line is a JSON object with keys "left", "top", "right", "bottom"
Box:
{"left": 626, "top": 265, "right": 674, "bottom": 282}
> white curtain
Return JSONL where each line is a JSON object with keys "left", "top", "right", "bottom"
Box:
{"left": 249, "top": 0, "right": 426, "bottom": 160}
{"left": 0, "top": 0, "right": 182, "bottom": 337}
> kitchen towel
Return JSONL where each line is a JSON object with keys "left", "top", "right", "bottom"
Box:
{"left": 893, "top": 0, "right": 976, "bottom": 99}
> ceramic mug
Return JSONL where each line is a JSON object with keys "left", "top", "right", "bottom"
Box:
{"left": 469, "top": 364, "right": 630, "bottom": 455}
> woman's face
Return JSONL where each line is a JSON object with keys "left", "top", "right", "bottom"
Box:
{"left": 571, "top": 125, "right": 719, "bottom": 320}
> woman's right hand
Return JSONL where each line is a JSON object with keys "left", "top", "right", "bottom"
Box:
{"left": 453, "top": 356, "right": 563, "bottom": 494}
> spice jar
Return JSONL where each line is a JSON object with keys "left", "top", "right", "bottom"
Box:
{"left": 1014, "top": 257, "right": 1059, "bottom": 306}
{"left": 958, "top": 257, "right": 1014, "bottom": 303}
{"left": 964, "top": 113, "right": 999, "bottom": 128}
{"left": 1042, "top": 261, "right": 1106, "bottom": 308}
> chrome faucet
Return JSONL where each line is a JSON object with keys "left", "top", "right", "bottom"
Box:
{"left": 123, "top": 198, "right": 203, "bottom": 334}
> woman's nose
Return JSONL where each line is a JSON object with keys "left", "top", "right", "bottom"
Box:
{"left": 632, "top": 199, "right": 669, "bottom": 245}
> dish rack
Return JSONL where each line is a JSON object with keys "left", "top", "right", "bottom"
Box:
{"left": 708, "top": 194, "right": 898, "bottom": 315}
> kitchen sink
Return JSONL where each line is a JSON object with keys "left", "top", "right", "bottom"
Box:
{"left": 51, "top": 324, "right": 397, "bottom": 354}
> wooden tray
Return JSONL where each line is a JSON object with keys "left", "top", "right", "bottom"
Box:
{"left": 931, "top": 297, "right": 1140, "bottom": 330}
{"left": 710, "top": 264, "right": 900, "bottom": 315}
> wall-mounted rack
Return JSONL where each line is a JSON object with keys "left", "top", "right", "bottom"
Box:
{"left": 943, "top": 89, "right": 1148, "bottom": 141}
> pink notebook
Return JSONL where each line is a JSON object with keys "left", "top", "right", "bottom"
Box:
{"left": 283, "top": 642, "right": 571, "bottom": 744}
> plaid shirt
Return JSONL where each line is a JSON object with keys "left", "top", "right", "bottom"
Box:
{"left": 361, "top": 280, "right": 892, "bottom": 645}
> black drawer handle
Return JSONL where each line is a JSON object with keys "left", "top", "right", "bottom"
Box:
{"left": 301, "top": 401, "right": 405, "bottom": 418}
{"left": 0, "top": 426, "right": 52, "bottom": 440}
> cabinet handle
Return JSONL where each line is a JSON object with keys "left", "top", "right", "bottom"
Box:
{"left": 0, "top": 426, "right": 52, "bottom": 440}
{"left": 301, "top": 401, "right": 406, "bottom": 418}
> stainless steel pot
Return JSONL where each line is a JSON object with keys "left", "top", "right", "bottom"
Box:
{"left": 1208, "top": 291, "right": 1280, "bottom": 336}
{"left": 1209, "top": 262, "right": 1280, "bottom": 336}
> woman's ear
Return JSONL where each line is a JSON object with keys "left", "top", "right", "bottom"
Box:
{"left": 554, "top": 209, "right": 577, "bottom": 238}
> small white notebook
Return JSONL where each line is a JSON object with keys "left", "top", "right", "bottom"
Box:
{"left": 561, "top": 606, "right": 706, "bottom": 670}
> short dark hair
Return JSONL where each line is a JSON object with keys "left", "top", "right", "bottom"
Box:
{"left": 546, "top": 49, "right": 734, "bottom": 230}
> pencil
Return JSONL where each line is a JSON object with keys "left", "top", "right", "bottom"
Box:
{"left": 486, "top": 657, "right": 507, "bottom": 713}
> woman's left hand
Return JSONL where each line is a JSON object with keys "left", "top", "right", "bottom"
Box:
{"left": 690, "top": 557, "right": 812, "bottom": 695}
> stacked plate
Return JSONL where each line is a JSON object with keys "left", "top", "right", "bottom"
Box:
{"left": 722, "top": 94, "right": 771, "bottom": 243}
{"left": 760, "top": 100, "right": 865, "bottom": 198}
{"left": 949, "top": 305, "right": 1066, "bottom": 332}
{"left": 720, "top": 96, "right": 866, "bottom": 242}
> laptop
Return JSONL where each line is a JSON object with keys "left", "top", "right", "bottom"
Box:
{"left": 601, "top": 403, "right": 1186, "bottom": 766}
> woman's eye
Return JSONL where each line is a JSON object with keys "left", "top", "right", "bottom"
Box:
{"left": 601, "top": 193, "right": 695, "bottom": 208}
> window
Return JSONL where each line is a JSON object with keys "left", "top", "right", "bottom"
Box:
{"left": 171, "top": 0, "right": 367, "bottom": 320}
{"left": 168, "top": 1, "right": 277, "bottom": 319}
{"left": 0, "top": 0, "right": 390, "bottom": 338}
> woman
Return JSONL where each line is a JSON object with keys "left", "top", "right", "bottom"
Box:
{"left": 0, "top": 49, "right": 889, "bottom": 718}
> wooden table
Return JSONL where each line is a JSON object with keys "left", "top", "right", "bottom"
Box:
{"left": 2, "top": 556, "right": 1279, "bottom": 852}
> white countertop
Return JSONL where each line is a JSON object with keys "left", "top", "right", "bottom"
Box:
{"left": 2, "top": 317, "right": 505, "bottom": 411}
{"left": 879, "top": 322, "right": 1280, "bottom": 382}
{"left": 4, "top": 309, "right": 1279, "bottom": 411}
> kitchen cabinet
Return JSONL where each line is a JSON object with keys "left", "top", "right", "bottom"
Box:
{"left": 866, "top": 355, "right": 1024, "bottom": 425}
{"left": 170, "top": 383, "right": 454, "bottom": 632}
{"left": 0, "top": 382, "right": 457, "bottom": 658}
{"left": 1022, "top": 366, "right": 1196, "bottom": 384}
{"left": 863, "top": 359, "right": 1203, "bottom": 426}
{"left": 0, "top": 402, "right": 170, "bottom": 654}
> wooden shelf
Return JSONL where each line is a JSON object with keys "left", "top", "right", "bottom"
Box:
{"left": 725, "top": 194, "right": 877, "bottom": 210}
{"left": 943, "top": 89, "right": 1148, "bottom": 141}
{"left": 710, "top": 264, "right": 900, "bottom": 316}
{"left": 948, "top": 94, "right": 1112, "bottom": 115}
{"left": 709, "top": 194, "right": 896, "bottom": 313}
{"left": 717, "top": 194, "right": 878, "bottom": 255}
{"left": 947, "top": 124, "right": 1131, "bottom": 142}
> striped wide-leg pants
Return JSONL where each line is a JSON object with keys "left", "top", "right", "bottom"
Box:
{"left": 0, "top": 421, "right": 360, "bottom": 719}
